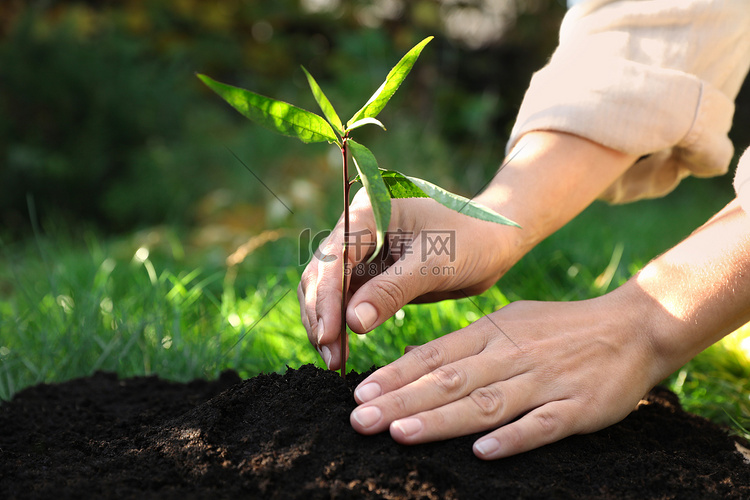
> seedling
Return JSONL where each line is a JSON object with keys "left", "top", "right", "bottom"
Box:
{"left": 197, "top": 36, "right": 519, "bottom": 377}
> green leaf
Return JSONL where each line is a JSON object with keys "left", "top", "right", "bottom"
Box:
{"left": 348, "top": 140, "right": 392, "bottom": 261}
{"left": 380, "top": 170, "right": 429, "bottom": 198}
{"left": 197, "top": 73, "right": 339, "bottom": 145}
{"left": 381, "top": 169, "right": 520, "bottom": 227}
{"left": 301, "top": 66, "right": 344, "bottom": 136}
{"left": 346, "top": 117, "right": 387, "bottom": 133}
{"left": 347, "top": 36, "right": 433, "bottom": 128}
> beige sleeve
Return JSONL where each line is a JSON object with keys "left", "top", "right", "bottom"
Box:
{"left": 734, "top": 147, "right": 750, "bottom": 215}
{"left": 508, "top": 0, "right": 750, "bottom": 204}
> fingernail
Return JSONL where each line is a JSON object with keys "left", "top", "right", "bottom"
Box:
{"left": 354, "top": 382, "right": 381, "bottom": 402}
{"left": 473, "top": 438, "right": 500, "bottom": 457}
{"left": 351, "top": 406, "right": 382, "bottom": 428}
{"left": 316, "top": 318, "right": 325, "bottom": 345}
{"left": 353, "top": 302, "right": 377, "bottom": 331}
{"left": 392, "top": 418, "right": 423, "bottom": 437}
{"left": 318, "top": 345, "right": 332, "bottom": 368}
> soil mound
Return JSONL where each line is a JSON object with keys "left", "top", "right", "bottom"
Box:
{"left": 1, "top": 364, "right": 748, "bottom": 499}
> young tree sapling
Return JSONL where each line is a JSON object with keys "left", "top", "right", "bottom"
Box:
{"left": 197, "top": 36, "right": 519, "bottom": 377}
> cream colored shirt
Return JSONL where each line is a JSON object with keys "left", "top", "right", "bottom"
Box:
{"left": 508, "top": 0, "right": 750, "bottom": 209}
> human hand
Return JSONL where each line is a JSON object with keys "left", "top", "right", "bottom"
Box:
{"left": 349, "top": 294, "right": 661, "bottom": 459}
{"left": 347, "top": 198, "right": 750, "bottom": 459}
{"left": 298, "top": 188, "right": 517, "bottom": 370}
{"left": 298, "top": 131, "right": 639, "bottom": 370}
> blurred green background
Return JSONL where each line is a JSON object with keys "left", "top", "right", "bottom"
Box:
{"left": 0, "top": 0, "right": 573, "bottom": 237}
{"left": 2, "top": 0, "right": 748, "bottom": 237}
{"left": 1, "top": 0, "right": 749, "bottom": 434}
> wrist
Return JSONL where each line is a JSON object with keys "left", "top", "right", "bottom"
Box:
{"left": 608, "top": 279, "right": 683, "bottom": 386}
{"left": 620, "top": 200, "right": 750, "bottom": 381}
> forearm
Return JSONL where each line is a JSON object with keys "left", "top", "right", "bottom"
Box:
{"left": 475, "top": 131, "right": 638, "bottom": 265}
{"left": 620, "top": 198, "right": 750, "bottom": 381}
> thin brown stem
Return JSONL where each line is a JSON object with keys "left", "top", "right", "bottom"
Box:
{"left": 340, "top": 137, "right": 351, "bottom": 378}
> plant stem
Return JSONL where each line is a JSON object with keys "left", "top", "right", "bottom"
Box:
{"left": 340, "top": 136, "right": 351, "bottom": 378}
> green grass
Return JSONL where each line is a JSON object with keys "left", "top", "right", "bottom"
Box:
{"left": 1, "top": 175, "right": 748, "bottom": 439}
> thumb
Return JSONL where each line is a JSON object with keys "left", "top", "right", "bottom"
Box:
{"left": 345, "top": 244, "right": 446, "bottom": 333}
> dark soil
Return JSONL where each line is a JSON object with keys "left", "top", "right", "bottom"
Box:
{"left": 1, "top": 364, "right": 749, "bottom": 499}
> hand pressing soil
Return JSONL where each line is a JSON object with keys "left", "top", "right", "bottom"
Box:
{"left": 1, "top": 364, "right": 748, "bottom": 499}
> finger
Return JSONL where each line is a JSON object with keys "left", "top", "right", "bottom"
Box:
{"left": 350, "top": 356, "right": 536, "bottom": 442}
{"left": 472, "top": 400, "right": 583, "bottom": 460}
{"left": 321, "top": 332, "right": 349, "bottom": 371}
{"left": 315, "top": 202, "right": 380, "bottom": 345}
{"left": 300, "top": 253, "right": 325, "bottom": 346}
{"left": 345, "top": 236, "right": 453, "bottom": 333}
{"left": 298, "top": 235, "right": 323, "bottom": 339}
{"left": 310, "top": 227, "right": 345, "bottom": 346}
{"left": 299, "top": 227, "right": 344, "bottom": 369}
{"left": 351, "top": 348, "right": 527, "bottom": 435}
{"left": 297, "top": 282, "right": 313, "bottom": 343}
{"left": 389, "top": 375, "right": 537, "bottom": 444}
{"left": 315, "top": 344, "right": 333, "bottom": 369}
{"left": 302, "top": 189, "right": 383, "bottom": 369}
{"left": 354, "top": 315, "right": 517, "bottom": 404}
{"left": 300, "top": 275, "right": 338, "bottom": 370}
{"left": 352, "top": 328, "right": 481, "bottom": 405}
{"left": 303, "top": 220, "right": 355, "bottom": 347}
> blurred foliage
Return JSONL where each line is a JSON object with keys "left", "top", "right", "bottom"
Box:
{"left": 0, "top": 13, "right": 191, "bottom": 231}
{"left": 1, "top": 0, "right": 746, "bottom": 240}
{"left": 0, "top": 0, "right": 569, "bottom": 237}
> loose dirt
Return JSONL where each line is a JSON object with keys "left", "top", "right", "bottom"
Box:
{"left": 1, "top": 364, "right": 748, "bottom": 499}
